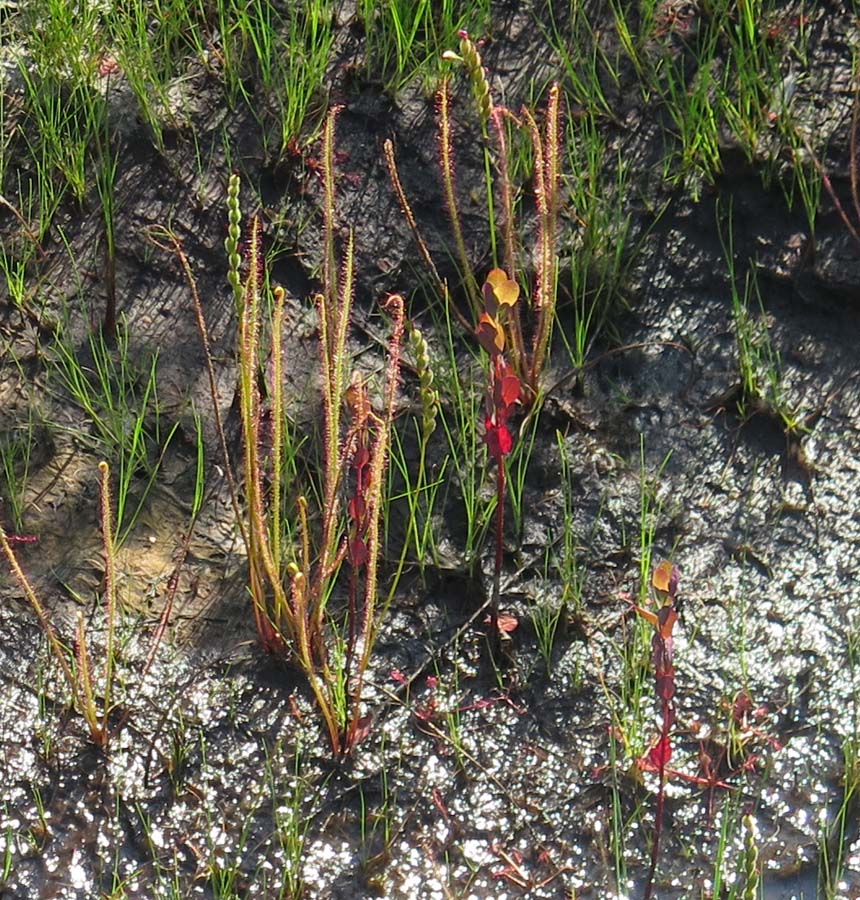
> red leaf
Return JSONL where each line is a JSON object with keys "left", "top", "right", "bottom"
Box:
{"left": 496, "top": 425, "right": 513, "bottom": 455}
{"left": 652, "top": 630, "right": 674, "bottom": 669}
{"left": 414, "top": 703, "right": 436, "bottom": 721}
{"left": 348, "top": 495, "right": 366, "bottom": 522}
{"left": 499, "top": 373, "right": 521, "bottom": 407}
{"left": 484, "top": 421, "right": 513, "bottom": 458}
{"left": 648, "top": 734, "right": 672, "bottom": 768}
{"left": 349, "top": 537, "right": 368, "bottom": 566}
{"left": 732, "top": 690, "right": 754, "bottom": 726}
{"left": 352, "top": 445, "right": 371, "bottom": 470}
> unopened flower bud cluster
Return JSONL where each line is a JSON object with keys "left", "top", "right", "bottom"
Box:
{"left": 408, "top": 324, "right": 439, "bottom": 441}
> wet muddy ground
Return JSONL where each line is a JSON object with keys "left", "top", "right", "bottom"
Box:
{"left": 2, "top": 1, "right": 860, "bottom": 898}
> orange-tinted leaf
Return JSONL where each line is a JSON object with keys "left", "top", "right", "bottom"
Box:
{"left": 475, "top": 312, "right": 504, "bottom": 355}
{"left": 633, "top": 604, "right": 659, "bottom": 627}
{"left": 652, "top": 560, "right": 679, "bottom": 596}
{"left": 484, "top": 268, "right": 520, "bottom": 317}
{"left": 483, "top": 612, "right": 519, "bottom": 633}
{"left": 657, "top": 606, "right": 678, "bottom": 640}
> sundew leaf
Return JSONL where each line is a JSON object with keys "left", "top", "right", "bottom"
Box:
{"left": 483, "top": 268, "right": 519, "bottom": 317}
{"left": 652, "top": 560, "right": 679, "bottom": 597}
{"left": 349, "top": 536, "right": 369, "bottom": 566}
{"left": 476, "top": 312, "right": 504, "bottom": 355}
{"left": 484, "top": 419, "right": 513, "bottom": 458}
{"left": 648, "top": 734, "right": 672, "bottom": 768}
{"left": 348, "top": 495, "right": 366, "bottom": 521}
{"left": 635, "top": 605, "right": 659, "bottom": 627}
{"left": 499, "top": 373, "right": 521, "bottom": 407}
{"left": 657, "top": 605, "right": 677, "bottom": 640}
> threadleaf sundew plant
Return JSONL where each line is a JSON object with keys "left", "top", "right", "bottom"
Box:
{"left": 231, "top": 147, "right": 405, "bottom": 754}
{"left": 0, "top": 461, "right": 175, "bottom": 748}
{"left": 155, "top": 110, "right": 405, "bottom": 755}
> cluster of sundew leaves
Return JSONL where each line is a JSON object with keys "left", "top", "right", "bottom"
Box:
{"left": 475, "top": 268, "right": 521, "bottom": 460}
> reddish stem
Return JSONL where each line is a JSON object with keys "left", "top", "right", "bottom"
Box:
{"left": 640, "top": 562, "right": 679, "bottom": 900}
{"left": 491, "top": 457, "right": 506, "bottom": 641}
{"left": 644, "top": 701, "right": 671, "bottom": 900}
